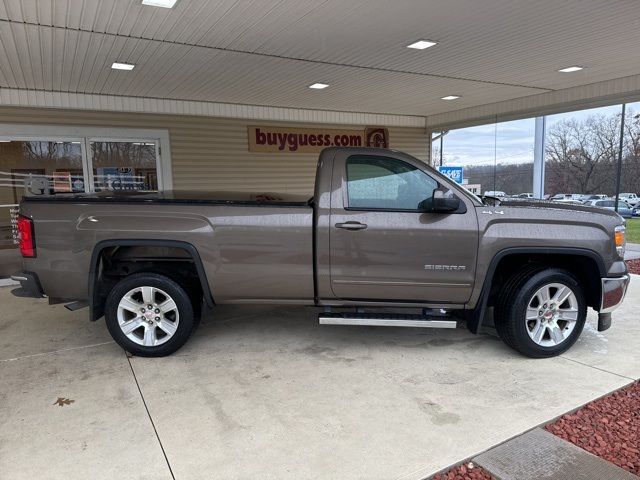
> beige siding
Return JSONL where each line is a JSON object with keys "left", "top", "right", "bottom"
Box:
{"left": 0, "top": 106, "right": 427, "bottom": 195}
{"left": 0, "top": 89, "right": 427, "bottom": 128}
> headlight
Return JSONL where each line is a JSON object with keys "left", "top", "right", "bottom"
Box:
{"left": 615, "top": 225, "right": 626, "bottom": 258}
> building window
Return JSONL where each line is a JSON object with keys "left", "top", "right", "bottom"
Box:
{"left": 544, "top": 104, "right": 623, "bottom": 197}
{"left": 435, "top": 118, "right": 535, "bottom": 198}
{"left": 90, "top": 141, "right": 159, "bottom": 192}
{"left": 0, "top": 126, "right": 170, "bottom": 279}
{"left": 435, "top": 101, "right": 640, "bottom": 202}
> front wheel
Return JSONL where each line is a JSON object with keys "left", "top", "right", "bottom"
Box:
{"left": 105, "top": 272, "right": 198, "bottom": 357}
{"left": 495, "top": 268, "right": 587, "bottom": 358}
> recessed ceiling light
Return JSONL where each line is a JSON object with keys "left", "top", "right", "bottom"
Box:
{"left": 309, "top": 83, "right": 329, "bottom": 89}
{"left": 558, "top": 66, "right": 584, "bottom": 73}
{"left": 111, "top": 62, "right": 135, "bottom": 71}
{"left": 441, "top": 95, "right": 461, "bottom": 100}
{"left": 141, "top": 0, "right": 178, "bottom": 8}
{"left": 406, "top": 39, "right": 437, "bottom": 50}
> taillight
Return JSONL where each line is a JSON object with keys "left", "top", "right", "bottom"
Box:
{"left": 17, "top": 215, "right": 36, "bottom": 258}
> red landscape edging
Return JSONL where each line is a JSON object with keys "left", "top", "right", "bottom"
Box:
{"left": 626, "top": 259, "right": 640, "bottom": 275}
{"left": 431, "top": 462, "right": 494, "bottom": 480}
{"left": 545, "top": 382, "right": 640, "bottom": 477}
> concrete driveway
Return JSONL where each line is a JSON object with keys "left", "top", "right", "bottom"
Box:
{"left": 1, "top": 277, "right": 638, "bottom": 480}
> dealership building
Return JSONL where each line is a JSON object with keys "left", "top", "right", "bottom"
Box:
{"left": 2, "top": 0, "right": 640, "bottom": 279}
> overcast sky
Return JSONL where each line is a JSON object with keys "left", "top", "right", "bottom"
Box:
{"left": 437, "top": 103, "right": 634, "bottom": 167}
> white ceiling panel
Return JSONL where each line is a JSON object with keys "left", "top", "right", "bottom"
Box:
{"left": 0, "top": 23, "right": 541, "bottom": 115}
{"left": 1, "top": 0, "right": 639, "bottom": 116}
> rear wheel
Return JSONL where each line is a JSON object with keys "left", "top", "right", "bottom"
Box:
{"left": 495, "top": 268, "right": 587, "bottom": 358}
{"left": 105, "top": 272, "right": 198, "bottom": 357}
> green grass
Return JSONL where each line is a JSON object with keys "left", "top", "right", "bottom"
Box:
{"left": 627, "top": 218, "right": 640, "bottom": 244}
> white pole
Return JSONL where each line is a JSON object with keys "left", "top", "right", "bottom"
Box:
{"left": 533, "top": 116, "right": 546, "bottom": 199}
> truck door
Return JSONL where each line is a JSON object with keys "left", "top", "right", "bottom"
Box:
{"left": 328, "top": 152, "right": 478, "bottom": 303}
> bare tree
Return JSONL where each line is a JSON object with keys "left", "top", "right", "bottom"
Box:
{"left": 545, "top": 108, "right": 640, "bottom": 195}
{"left": 546, "top": 114, "right": 616, "bottom": 194}
{"left": 22, "top": 141, "right": 82, "bottom": 168}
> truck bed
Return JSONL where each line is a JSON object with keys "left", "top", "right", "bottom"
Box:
{"left": 19, "top": 190, "right": 315, "bottom": 304}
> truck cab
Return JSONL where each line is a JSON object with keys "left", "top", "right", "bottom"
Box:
{"left": 315, "top": 148, "right": 478, "bottom": 306}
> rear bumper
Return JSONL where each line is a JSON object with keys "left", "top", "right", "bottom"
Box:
{"left": 600, "top": 275, "right": 630, "bottom": 314}
{"left": 10, "top": 271, "right": 44, "bottom": 298}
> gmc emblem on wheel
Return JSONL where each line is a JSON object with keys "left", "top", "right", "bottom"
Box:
{"left": 424, "top": 264, "right": 467, "bottom": 271}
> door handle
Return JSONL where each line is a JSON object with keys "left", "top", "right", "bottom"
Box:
{"left": 335, "top": 221, "right": 368, "bottom": 230}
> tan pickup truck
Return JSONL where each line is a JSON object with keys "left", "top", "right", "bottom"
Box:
{"left": 11, "top": 147, "right": 629, "bottom": 358}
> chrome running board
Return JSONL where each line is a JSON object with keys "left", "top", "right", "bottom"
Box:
{"left": 318, "top": 312, "right": 457, "bottom": 329}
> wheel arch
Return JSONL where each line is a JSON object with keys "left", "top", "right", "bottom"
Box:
{"left": 89, "top": 239, "right": 214, "bottom": 321}
{"left": 468, "top": 247, "right": 605, "bottom": 334}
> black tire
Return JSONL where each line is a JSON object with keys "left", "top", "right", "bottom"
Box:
{"left": 105, "top": 272, "right": 199, "bottom": 357}
{"left": 495, "top": 268, "right": 587, "bottom": 358}
{"left": 494, "top": 264, "right": 544, "bottom": 349}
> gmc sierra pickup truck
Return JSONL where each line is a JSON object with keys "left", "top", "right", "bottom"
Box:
{"left": 11, "top": 147, "right": 630, "bottom": 358}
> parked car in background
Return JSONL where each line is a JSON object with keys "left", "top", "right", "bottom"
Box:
{"left": 483, "top": 190, "right": 506, "bottom": 198}
{"left": 620, "top": 193, "right": 639, "bottom": 207}
{"left": 582, "top": 194, "right": 608, "bottom": 203}
{"left": 584, "top": 199, "right": 634, "bottom": 218}
{"left": 551, "top": 194, "right": 583, "bottom": 205}
{"left": 515, "top": 193, "right": 533, "bottom": 199}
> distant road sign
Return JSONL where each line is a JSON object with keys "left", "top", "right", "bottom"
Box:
{"left": 437, "top": 166, "right": 464, "bottom": 184}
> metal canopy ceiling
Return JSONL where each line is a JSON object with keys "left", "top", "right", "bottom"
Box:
{"left": 0, "top": 0, "right": 639, "bottom": 116}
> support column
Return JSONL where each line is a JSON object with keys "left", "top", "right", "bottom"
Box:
{"left": 614, "top": 103, "right": 626, "bottom": 212}
{"left": 425, "top": 131, "right": 432, "bottom": 166}
{"left": 533, "top": 116, "right": 546, "bottom": 199}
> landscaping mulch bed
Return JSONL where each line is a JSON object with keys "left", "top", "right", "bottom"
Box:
{"left": 545, "top": 382, "right": 640, "bottom": 477}
{"left": 627, "top": 259, "right": 640, "bottom": 275}
{"left": 431, "top": 462, "right": 494, "bottom": 480}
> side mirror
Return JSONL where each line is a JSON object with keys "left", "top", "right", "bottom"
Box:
{"left": 430, "top": 190, "right": 460, "bottom": 213}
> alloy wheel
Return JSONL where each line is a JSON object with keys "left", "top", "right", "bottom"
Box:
{"left": 525, "top": 282, "right": 579, "bottom": 347}
{"left": 116, "top": 286, "right": 180, "bottom": 347}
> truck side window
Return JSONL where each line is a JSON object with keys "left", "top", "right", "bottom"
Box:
{"left": 346, "top": 155, "right": 438, "bottom": 210}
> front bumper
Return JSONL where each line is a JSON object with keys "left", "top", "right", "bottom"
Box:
{"left": 10, "top": 271, "right": 44, "bottom": 298}
{"left": 597, "top": 275, "right": 630, "bottom": 332}
{"left": 601, "top": 275, "right": 630, "bottom": 313}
